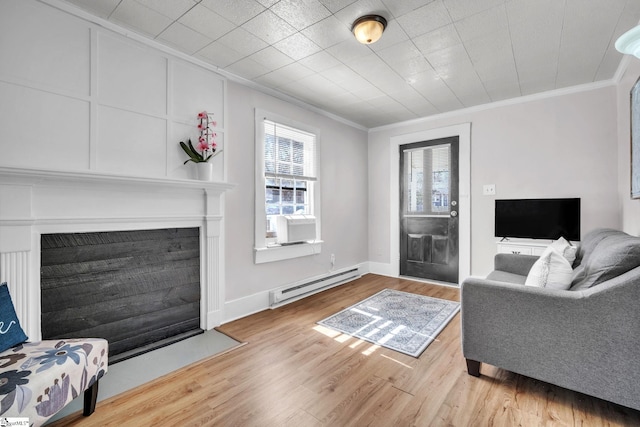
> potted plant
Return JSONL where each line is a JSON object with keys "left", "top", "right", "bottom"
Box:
{"left": 180, "top": 111, "right": 221, "bottom": 180}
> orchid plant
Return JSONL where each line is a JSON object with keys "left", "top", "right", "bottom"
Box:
{"left": 180, "top": 111, "right": 220, "bottom": 164}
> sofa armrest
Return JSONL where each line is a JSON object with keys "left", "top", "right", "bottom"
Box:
{"left": 493, "top": 253, "right": 538, "bottom": 276}
{"left": 460, "top": 267, "right": 640, "bottom": 411}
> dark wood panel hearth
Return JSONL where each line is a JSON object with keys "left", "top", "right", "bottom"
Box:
{"left": 40, "top": 228, "right": 202, "bottom": 363}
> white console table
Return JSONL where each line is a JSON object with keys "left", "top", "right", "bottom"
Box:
{"left": 496, "top": 239, "right": 550, "bottom": 256}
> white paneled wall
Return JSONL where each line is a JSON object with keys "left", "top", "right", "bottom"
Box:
{"left": 0, "top": 0, "right": 226, "bottom": 181}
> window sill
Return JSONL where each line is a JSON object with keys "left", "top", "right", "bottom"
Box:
{"left": 254, "top": 241, "right": 323, "bottom": 264}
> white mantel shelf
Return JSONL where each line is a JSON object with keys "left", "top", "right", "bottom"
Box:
{"left": 0, "top": 166, "right": 236, "bottom": 193}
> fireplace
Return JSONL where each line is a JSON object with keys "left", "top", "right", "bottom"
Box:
{"left": 41, "top": 227, "right": 202, "bottom": 363}
{"left": 0, "top": 167, "right": 233, "bottom": 345}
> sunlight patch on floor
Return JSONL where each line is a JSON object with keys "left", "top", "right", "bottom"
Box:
{"left": 313, "top": 324, "right": 341, "bottom": 337}
{"left": 380, "top": 353, "right": 413, "bottom": 368}
{"left": 362, "top": 344, "right": 380, "bottom": 356}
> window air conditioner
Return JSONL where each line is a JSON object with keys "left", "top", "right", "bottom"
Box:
{"left": 276, "top": 214, "right": 316, "bottom": 244}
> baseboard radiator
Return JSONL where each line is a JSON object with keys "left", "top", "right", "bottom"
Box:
{"left": 269, "top": 267, "right": 361, "bottom": 308}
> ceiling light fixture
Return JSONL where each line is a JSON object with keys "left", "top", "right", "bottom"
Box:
{"left": 351, "top": 15, "right": 387, "bottom": 45}
{"left": 616, "top": 25, "right": 640, "bottom": 58}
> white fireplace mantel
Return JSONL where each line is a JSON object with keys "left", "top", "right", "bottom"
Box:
{"left": 0, "top": 166, "right": 235, "bottom": 340}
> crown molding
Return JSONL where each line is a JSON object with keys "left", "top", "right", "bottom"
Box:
{"left": 369, "top": 79, "right": 617, "bottom": 133}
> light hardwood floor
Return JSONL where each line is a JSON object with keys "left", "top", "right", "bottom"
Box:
{"left": 51, "top": 274, "right": 640, "bottom": 426}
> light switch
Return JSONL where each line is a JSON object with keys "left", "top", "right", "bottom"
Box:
{"left": 483, "top": 184, "right": 496, "bottom": 196}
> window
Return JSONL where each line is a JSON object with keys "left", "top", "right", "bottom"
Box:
{"left": 404, "top": 143, "right": 451, "bottom": 215}
{"left": 254, "top": 109, "right": 321, "bottom": 263}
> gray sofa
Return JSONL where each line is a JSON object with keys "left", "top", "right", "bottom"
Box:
{"left": 461, "top": 228, "right": 640, "bottom": 411}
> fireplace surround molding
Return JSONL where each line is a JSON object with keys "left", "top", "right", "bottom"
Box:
{"left": 0, "top": 166, "right": 235, "bottom": 340}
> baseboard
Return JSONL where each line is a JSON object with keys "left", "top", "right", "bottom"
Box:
{"left": 223, "top": 290, "right": 270, "bottom": 324}
{"left": 368, "top": 261, "right": 397, "bottom": 277}
{"left": 222, "top": 262, "right": 367, "bottom": 324}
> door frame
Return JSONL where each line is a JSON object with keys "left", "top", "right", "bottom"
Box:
{"left": 390, "top": 123, "right": 471, "bottom": 284}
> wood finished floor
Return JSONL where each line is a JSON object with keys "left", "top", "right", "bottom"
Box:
{"left": 51, "top": 274, "right": 640, "bottom": 426}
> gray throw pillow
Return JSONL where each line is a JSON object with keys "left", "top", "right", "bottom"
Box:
{"left": 572, "top": 228, "right": 620, "bottom": 268}
{"left": 570, "top": 233, "right": 640, "bottom": 290}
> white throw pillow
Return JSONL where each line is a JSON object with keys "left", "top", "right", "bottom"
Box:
{"left": 550, "top": 236, "right": 577, "bottom": 265}
{"left": 525, "top": 246, "right": 573, "bottom": 290}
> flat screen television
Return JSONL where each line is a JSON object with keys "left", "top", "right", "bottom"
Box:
{"left": 495, "top": 198, "right": 580, "bottom": 241}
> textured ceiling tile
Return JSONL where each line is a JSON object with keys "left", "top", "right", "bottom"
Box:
{"left": 465, "top": 30, "right": 513, "bottom": 69}
{"left": 217, "top": 27, "right": 268, "bottom": 57}
{"left": 360, "top": 64, "right": 408, "bottom": 94}
{"left": 224, "top": 57, "right": 270, "bottom": 80}
{"left": 298, "top": 74, "right": 346, "bottom": 98}
{"left": 454, "top": 4, "right": 507, "bottom": 42}
{"left": 110, "top": 0, "right": 173, "bottom": 37}
{"left": 254, "top": 72, "right": 294, "bottom": 88}
{"left": 179, "top": 5, "right": 236, "bottom": 40}
{"left": 158, "top": 22, "right": 213, "bottom": 55}
{"left": 443, "top": 0, "right": 506, "bottom": 22}
{"left": 62, "top": 0, "right": 121, "bottom": 19}
{"left": 256, "top": 0, "right": 279, "bottom": 6}
{"left": 134, "top": 0, "right": 197, "bottom": 20}
{"left": 388, "top": 86, "right": 433, "bottom": 109}
{"left": 377, "top": 40, "right": 433, "bottom": 80}
{"left": 411, "top": 73, "right": 464, "bottom": 113}
{"left": 196, "top": 41, "right": 244, "bottom": 68}
{"left": 485, "top": 84, "right": 522, "bottom": 102}
{"left": 445, "top": 71, "right": 491, "bottom": 106}
{"left": 200, "top": 0, "right": 265, "bottom": 26}
{"left": 318, "top": 0, "right": 359, "bottom": 13}
{"left": 326, "top": 39, "right": 375, "bottom": 62}
{"left": 381, "top": 0, "right": 438, "bottom": 18}
{"left": 274, "top": 33, "right": 323, "bottom": 60}
{"left": 413, "top": 24, "right": 462, "bottom": 55}
{"left": 322, "top": 64, "right": 367, "bottom": 86}
{"left": 395, "top": 1, "right": 452, "bottom": 38}
{"left": 322, "top": 92, "right": 365, "bottom": 110}
{"left": 243, "top": 10, "right": 297, "bottom": 44}
{"left": 425, "top": 43, "right": 472, "bottom": 75}
{"left": 518, "top": 63, "right": 558, "bottom": 95}
{"left": 349, "top": 83, "right": 386, "bottom": 101}
{"left": 249, "top": 46, "right": 295, "bottom": 70}
{"left": 301, "top": 16, "right": 352, "bottom": 49}
{"left": 270, "top": 0, "right": 332, "bottom": 30}
{"left": 298, "top": 51, "right": 342, "bottom": 72}
{"left": 257, "top": 62, "right": 316, "bottom": 86}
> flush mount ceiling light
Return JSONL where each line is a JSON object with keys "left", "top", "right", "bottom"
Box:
{"left": 352, "top": 15, "right": 387, "bottom": 44}
{"left": 616, "top": 25, "right": 640, "bottom": 58}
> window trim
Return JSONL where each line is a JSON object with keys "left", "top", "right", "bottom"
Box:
{"left": 254, "top": 109, "right": 322, "bottom": 264}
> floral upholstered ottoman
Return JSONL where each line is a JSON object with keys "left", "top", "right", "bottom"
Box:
{"left": 0, "top": 338, "right": 108, "bottom": 426}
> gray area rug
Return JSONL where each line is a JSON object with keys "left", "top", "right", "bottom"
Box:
{"left": 318, "top": 289, "right": 460, "bottom": 357}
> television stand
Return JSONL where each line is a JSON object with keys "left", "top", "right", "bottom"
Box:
{"left": 496, "top": 238, "right": 550, "bottom": 256}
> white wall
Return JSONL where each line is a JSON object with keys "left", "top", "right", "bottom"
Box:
{"left": 369, "top": 85, "right": 620, "bottom": 277}
{"left": 224, "top": 82, "right": 369, "bottom": 312}
{"left": 617, "top": 58, "right": 640, "bottom": 235}
{"left": 0, "top": 0, "right": 225, "bottom": 181}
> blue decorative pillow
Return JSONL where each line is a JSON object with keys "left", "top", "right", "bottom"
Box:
{"left": 0, "top": 282, "right": 28, "bottom": 352}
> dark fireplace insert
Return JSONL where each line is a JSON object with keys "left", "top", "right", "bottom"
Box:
{"left": 40, "top": 227, "right": 202, "bottom": 363}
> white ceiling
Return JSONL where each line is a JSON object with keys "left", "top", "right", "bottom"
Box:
{"left": 59, "top": 0, "right": 640, "bottom": 128}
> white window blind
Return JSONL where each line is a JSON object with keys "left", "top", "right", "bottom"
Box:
{"left": 263, "top": 119, "right": 317, "bottom": 181}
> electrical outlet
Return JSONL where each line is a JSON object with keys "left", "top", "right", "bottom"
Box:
{"left": 330, "top": 253, "right": 335, "bottom": 267}
{"left": 483, "top": 184, "right": 496, "bottom": 196}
